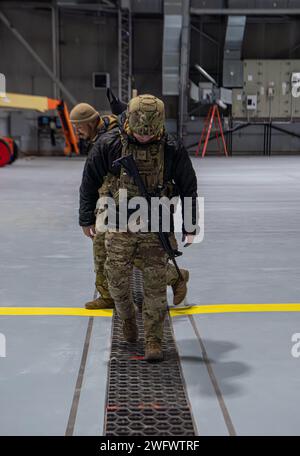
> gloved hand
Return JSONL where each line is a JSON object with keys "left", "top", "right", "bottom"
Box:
{"left": 182, "top": 233, "right": 195, "bottom": 247}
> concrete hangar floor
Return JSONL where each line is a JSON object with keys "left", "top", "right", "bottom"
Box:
{"left": 0, "top": 155, "right": 300, "bottom": 436}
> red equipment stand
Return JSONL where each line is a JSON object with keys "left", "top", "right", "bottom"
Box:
{"left": 195, "top": 104, "right": 228, "bottom": 158}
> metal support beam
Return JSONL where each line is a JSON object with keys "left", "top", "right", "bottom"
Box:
{"left": 0, "top": 10, "right": 77, "bottom": 105}
{"left": 191, "top": 23, "right": 219, "bottom": 46}
{"left": 102, "top": 0, "right": 117, "bottom": 8}
{"left": 162, "top": 0, "right": 183, "bottom": 96}
{"left": 223, "top": 15, "right": 246, "bottom": 88}
{"left": 57, "top": 3, "right": 117, "bottom": 13}
{"left": 118, "top": 1, "right": 132, "bottom": 103}
{"left": 0, "top": 1, "right": 118, "bottom": 14}
{"left": 191, "top": 8, "right": 300, "bottom": 15}
{"left": 0, "top": 2, "right": 54, "bottom": 7}
{"left": 178, "top": 0, "right": 190, "bottom": 140}
{"left": 51, "top": 3, "right": 60, "bottom": 99}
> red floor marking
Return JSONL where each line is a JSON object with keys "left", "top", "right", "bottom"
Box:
{"left": 107, "top": 405, "right": 119, "bottom": 411}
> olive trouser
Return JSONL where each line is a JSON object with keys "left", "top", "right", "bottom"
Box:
{"left": 93, "top": 231, "right": 180, "bottom": 302}
{"left": 104, "top": 231, "right": 168, "bottom": 342}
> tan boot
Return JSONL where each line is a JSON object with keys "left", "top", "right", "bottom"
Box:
{"left": 172, "top": 270, "right": 189, "bottom": 305}
{"left": 85, "top": 297, "right": 115, "bottom": 310}
{"left": 144, "top": 340, "right": 163, "bottom": 362}
{"left": 122, "top": 316, "right": 138, "bottom": 343}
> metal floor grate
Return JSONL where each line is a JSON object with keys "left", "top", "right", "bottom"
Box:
{"left": 104, "top": 269, "right": 196, "bottom": 436}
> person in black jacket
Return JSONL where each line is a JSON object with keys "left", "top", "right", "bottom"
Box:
{"left": 79, "top": 127, "right": 198, "bottom": 234}
{"left": 79, "top": 94, "right": 198, "bottom": 361}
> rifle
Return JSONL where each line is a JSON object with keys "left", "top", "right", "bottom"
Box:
{"left": 106, "top": 88, "right": 127, "bottom": 115}
{"left": 113, "top": 154, "right": 183, "bottom": 281}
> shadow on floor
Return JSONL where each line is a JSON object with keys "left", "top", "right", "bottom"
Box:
{"left": 177, "top": 338, "right": 251, "bottom": 397}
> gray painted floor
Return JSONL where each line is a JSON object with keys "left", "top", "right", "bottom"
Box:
{"left": 0, "top": 156, "right": 300, "bottom": 435}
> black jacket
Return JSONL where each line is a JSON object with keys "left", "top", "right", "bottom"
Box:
{"left": 79, "top": 128, "right": 198, "bottom": 234}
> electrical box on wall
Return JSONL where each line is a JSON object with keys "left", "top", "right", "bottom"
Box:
{"left": 246, "top": 95, "right": 257, "bottom": 111}
{"left": 232, "top": 60, "right": 300, "bottom": 119}
{"left": 291, "top": 72, "right": 300, "bottom": 98}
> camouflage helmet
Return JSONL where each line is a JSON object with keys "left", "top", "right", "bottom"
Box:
{"left": 70, "top": 103, "right": 99, "bottom": 124}
{"left": 127, "top": 94, "right": 165, "bottom": 137}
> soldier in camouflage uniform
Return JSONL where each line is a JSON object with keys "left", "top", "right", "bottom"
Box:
{"left": 79, "top": 94, "right": 198, "bottom": 362}
{"left": 70, "top": 103, "right": 118, "bottom": 309}
{"left": 73, "top": 104, "right": 190, "bottom": 311}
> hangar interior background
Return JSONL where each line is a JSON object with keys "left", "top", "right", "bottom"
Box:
{"left": 2, "top": 0, "right": 300, "bottom": 155}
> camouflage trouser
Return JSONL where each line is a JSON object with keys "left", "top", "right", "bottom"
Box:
{"left": 104, "top": 231, "right": 168, "bottom": 343}
{"left": 93, "top": 232, "right": 112, "bottom": 302}
{"left": 93, "top": 231, "right": 179, "bottom": 299}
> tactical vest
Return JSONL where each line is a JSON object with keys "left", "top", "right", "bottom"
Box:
{"left": 97, "top": 134, "right": 177, "bottom": 232}
{"left": 116, "top": 137, "right": 165, "bottom": 201}
{"left": 97, "top": 131, "right": 177, "bottom": 204}
{"left": 98, "top": 172, "right": 119, "bottom": 198}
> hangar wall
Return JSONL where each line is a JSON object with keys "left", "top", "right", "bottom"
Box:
{"left": 1, "top": 3, "right": 300, "bottom": 154}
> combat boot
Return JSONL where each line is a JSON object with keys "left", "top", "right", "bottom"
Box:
{"left": 122, "top": 316, "right": 138, "bottom": 343}
{"left": 172, "top": 270, "right": 189, "bottom": 305}
{"left": 144, "top": 340, "right": 163, "bottom": 362}
{"left": 85, "top": 297, "right": 115, "bottom": 310}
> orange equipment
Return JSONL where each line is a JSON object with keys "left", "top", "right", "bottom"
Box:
{"left": 47, "top": 98, "right": 79, "bottom": 156}
{"left": 195, "top": 104, "right": 228, "bottom": 158}
{"left": 0, "top": 93, "right": 79, "bottom": 157}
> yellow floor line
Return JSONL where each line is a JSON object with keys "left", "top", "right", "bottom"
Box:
{"left": 170, "top": 303, "right": 300, "bottom": 316}
{"left": 0, "top": 307, "right": 113, "bottom": 317}
{"left": 0, "top": 303, "right": 300, "bottom": 317}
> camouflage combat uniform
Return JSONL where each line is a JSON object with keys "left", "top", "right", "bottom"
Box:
{"left": 105, "top": 231, "right": 168, "bottom": 343}
{"left": 92, "top": 163, "right": 188, "bottom": 310}
{"left": 73, "top": 103, "right": 189, "bottom": 311}
{"left": 79, "top": 95, "right": 198, "bottom": 360}
{"left": 69, "top": 102, "right": 118, "bottom": 307}
{"left": 103, "top": 96, "right": 170, "bottom": 347}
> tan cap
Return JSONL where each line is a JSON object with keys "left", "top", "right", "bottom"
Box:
{"left": 70, "top": 103, "right": 99, "bottom": 124}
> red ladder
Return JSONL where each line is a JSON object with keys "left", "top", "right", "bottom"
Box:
{"left": 195, "top": 104, "right": 228, "bottom": 158}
